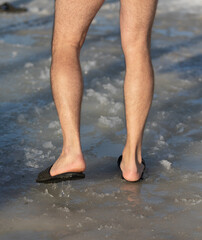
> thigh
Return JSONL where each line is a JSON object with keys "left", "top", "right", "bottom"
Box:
{"left": 52, "top": 0, "right": 105, "bottom": 49}
{"left": 120, "top": 0, "right": 158, "bottom": 48}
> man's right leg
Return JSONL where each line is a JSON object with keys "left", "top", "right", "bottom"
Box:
{"left": 50, "top": 0, "right": 105, "bottom": 176}
{"left": 120, "top": 0, "right": 158, "bottom": 181}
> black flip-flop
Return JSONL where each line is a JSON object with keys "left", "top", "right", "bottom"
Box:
{"left": 117, "top": 155, "right": 146, "bottom": 183}
{"left": 36, "top": 164, "right": 85, "bottom": 184}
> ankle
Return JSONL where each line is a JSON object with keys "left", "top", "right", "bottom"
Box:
{"left": 61, "top": 146, "right": 83, "bottom": 157}
{"left": 59, "top": 149, "right": 86, "bottom": 170}
{"left": 122, "top": 143, "right": 142, "bottom": 164}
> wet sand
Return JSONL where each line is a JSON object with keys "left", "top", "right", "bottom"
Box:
{"left": 0, "top": 0, "right": 202, "bottom": 239}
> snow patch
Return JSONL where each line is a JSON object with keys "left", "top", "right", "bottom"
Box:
{"left": 48, "top": 121, "right": 60, "bottom": 129}
{"left": 176, "top": 122, "right": 186, "bottom": 133}
{"left": 103, "top": 83, "right": 117, "bottom": 95}
{"left": 98, "top": 115, "right": 123, "bottom": 128}
{"left": 24, "top": 62, "right": 34, "bottom": 68}
{"left": 160, "top": 159, "right": 172, "bottom": 170}
{"left": 158, "top": 0, "right": 202, "bottom": 14}
{"left": 82, "top": 60, "right": 96, "bottom": 74}
{"left": 40, "top": 66, "right": 49, "bottom": 80}
{"left": 85, "top": 89, "right": 109, "bottom": 105}
{"left": 108, "top": 102, "right": 123, "bottom": 114}
{"left": 12, "top": 51, "right": 18, "bottom": 58}
{"left": 42, "top": 141, "right": 54, "bottom": 149}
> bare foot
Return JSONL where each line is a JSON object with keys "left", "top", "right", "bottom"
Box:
{"left": 120, "top": 154, "right": 145, "bottom": 182}
{"left": 50, "top": 151, "right": 86, "bottom": 177}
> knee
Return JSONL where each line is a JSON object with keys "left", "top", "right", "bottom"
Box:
{"left": 50, "top": 39, "right": 82, "bottom": 73}
{"left": 51, "top": 38, "right": 81, "bottom": 58}
{"left": 121, "top": 28, "right": 152, "bottom": 55}
{"left": 51, "top": 31, "right": 87, "bottom": 58}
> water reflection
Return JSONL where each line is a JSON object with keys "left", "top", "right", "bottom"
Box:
{"left": 120, "top": 182, "right": 143, "bottom": 207}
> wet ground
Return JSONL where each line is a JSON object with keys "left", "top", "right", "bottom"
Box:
{"left": 0, "top": 0, "right": 202, "bottom": 239}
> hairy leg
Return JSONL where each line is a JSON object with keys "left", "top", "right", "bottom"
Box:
{"left": 120, "top": 0, "right": 158, "bottom": 181}
{"left": 50, "top": 0, "right": 105, "bottom": 176}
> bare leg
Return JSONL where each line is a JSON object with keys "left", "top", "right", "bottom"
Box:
{"left": 50, "top": 0, "right": 105, "bottom": 176}
{"left": 120, "top": 0, "right": 158, "bottom": 181}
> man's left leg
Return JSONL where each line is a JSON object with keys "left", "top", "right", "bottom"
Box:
{"left": 49, "top": 0, "right": 105, "bottom": 176}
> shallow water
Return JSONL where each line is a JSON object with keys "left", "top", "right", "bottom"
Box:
{"left": 0, "top": 0, "right": 202, "bottom": 239}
